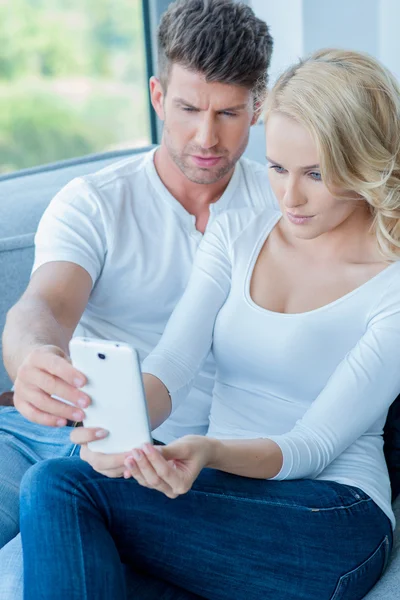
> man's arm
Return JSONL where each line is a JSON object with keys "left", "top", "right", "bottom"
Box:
{"left": 2, "top": 261, "right": 93, "bottom": 427}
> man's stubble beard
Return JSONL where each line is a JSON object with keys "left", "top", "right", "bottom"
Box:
{"left": 164, "top": 127, "right": 250, "bottom": 185}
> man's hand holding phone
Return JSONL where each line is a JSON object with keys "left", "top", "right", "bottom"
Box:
{"left": 13, "top": 345, "right": 90, "bottom": 427}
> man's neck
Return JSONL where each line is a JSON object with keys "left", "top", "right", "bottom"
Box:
{"left": 153, "top": 145, "right": 235, "bottom": 220}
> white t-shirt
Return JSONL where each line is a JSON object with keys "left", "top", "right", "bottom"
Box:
{"left": 32, "top": 148, "right": 278, "bottom": 443}
{"left": 143, "top": 208, "right": 400, "bottom": 528}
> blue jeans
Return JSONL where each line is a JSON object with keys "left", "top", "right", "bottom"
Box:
{"left": 0, "top": 407, "right": 195, "bottom": 600}
{"left": 20, "top": 456, "right": 393, "bottom": 600}
{"left": 0, "top": 407, "right": 77, "bottom": 599}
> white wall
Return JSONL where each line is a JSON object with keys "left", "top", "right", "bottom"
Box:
{"left": 379, "top": 0, "right": 400, "bottom": 81}
{"left": 251, "top": 0, "right": 400, "bottom": 82}
{"left": 245, "top": 0, "right": 400, "bottom": 163}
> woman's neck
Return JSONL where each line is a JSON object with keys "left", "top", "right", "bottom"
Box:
{"left": 278, "top": 205, "right": 383, "bottom": 265}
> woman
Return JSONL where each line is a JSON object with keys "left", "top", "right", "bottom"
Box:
{"left": 20, "top": 49, "right": 400, "bottom": 600}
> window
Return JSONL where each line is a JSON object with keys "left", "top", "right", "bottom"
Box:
{"left": 0, "top": 0, "right": 151, "bottom": 174}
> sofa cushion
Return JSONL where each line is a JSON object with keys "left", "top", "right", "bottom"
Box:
{"left": 385, "top": 395, "right": 400, "bottom": 501}
{"left": 364, "top": 495, "right": 400, "bottom": 599}
{"left": 0, "top": 234, "right": 35, "bottom": 392}
{"left": 0, "top": 146, "right": 154, "bottom": 238}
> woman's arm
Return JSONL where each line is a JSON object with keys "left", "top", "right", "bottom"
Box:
{"left": 126, "top": 274, "right": 400, "bottom": 493}
{"left": 142, "top": 373, "right": 172, "bottom": 430}
{"left": 141, "top": 213, "right": 236, "bottom": 422}
{"left": 207, "top": 437, "right": 283, "bottom": 478}
{"left": 124, "top": 435, "right": 283, "bottom": 498}
{"left": 265, "top": 277, "right": 400, "bottom": 481}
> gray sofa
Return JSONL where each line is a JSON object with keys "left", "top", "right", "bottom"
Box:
{"left": 0, "top": 148, "right": 398, "bottom": 598}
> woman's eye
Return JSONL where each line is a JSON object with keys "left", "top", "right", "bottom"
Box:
{"left": 309, "top": 171, "right": 322, "bottom": 181}
{"left": 182, "top": 107, "right": 197, "bottom": 112}
{"left": 269, "top": 165, "right": 286, "bottom": 174}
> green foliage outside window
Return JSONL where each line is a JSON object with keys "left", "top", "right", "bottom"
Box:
{"left": 0, "top": 0, "right": 150, "bottom": 173}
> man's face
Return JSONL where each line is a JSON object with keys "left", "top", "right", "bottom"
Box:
{"left": 151, "top": 64, "right": 258, "bottom": 184}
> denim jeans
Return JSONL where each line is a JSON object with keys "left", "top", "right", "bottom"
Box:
{"left": 0, "top": 407, "right": 77, "bottom": 599}
{"left": 0, "top": 407, "right": 190, "bottom": 600}
{"left": 20, "top": 456, "right": 393, "bottom": 600}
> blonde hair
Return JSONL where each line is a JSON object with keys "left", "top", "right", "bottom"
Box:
{"left": 265, "top": 49, "right": 400, "bottom": 261}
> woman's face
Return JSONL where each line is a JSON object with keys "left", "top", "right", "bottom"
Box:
{"left": 265, "top": 112, "right": 366, "bottom": 240}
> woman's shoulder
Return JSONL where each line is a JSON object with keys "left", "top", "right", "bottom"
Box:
{"left": 211, "top": 207, "right": 281, "bottom": 247}
{"left": 369, "top": 260, "right": 400, "bottom": 321}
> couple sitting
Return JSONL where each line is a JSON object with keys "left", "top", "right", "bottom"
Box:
{"left": 1, "top": 1, "right": 400, "bottom": 599}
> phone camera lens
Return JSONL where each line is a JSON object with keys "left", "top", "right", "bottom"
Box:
{"left": 98, "top": 353, "right": 106, "bottom": 360}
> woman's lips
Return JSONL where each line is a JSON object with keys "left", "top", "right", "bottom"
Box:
{"left": 287, "top": 211, "right": 314, "bottom": 225}
{"left": 191, "top": 155, "right": 223, "bottom": 168}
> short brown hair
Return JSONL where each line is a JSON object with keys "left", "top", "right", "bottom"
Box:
{"left": 157, "top": 0, "right": 273, "bottom": 104}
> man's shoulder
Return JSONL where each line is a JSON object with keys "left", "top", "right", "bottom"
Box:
{"left": 83, "top": 148, "right": 154, "bottom": 194}
{"left": 238, "top": 156, "right": 271, "bottom": 184}
{"left": 239, "top": 156, "right": 266, "bottom": 174}
{"left": 50, "top": 148, "right": 155, "bottom": 213}
{"left": 237, "top": 157, "right": 278, "bottom": 210}
{"left": 212, "top": 206, "right": 280, "bottom": 247}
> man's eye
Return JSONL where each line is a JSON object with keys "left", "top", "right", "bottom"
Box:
{"left": 182, "top": 107, "right": 197, "bottom": 112}
{"left": 220, "top": 111, "right": 236, "bottom": 117}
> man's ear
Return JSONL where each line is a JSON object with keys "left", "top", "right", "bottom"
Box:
{"left": 150, "top": 76, "right": 166, "bottom": 121}
{"left": 250, "top": 100, "right": 265, "bottom": 126}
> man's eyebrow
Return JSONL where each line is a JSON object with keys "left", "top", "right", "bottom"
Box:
{"left": 174, "top": 98, "right": 198, "bottom": 108}
{"left": 173, "top": 97, "right": 248, "bottom": 111}
{"left": 266, "top": 156, "right": 320, "bottom": 170}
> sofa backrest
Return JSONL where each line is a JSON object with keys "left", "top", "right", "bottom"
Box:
{"left": 0, "top": 147, "right": 154, "bottom": 392}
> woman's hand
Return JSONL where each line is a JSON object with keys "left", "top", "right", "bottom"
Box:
{"left": 70, "top": 426, "right": 131, "bottom": 478}
{"left": 124, "top": 435, "right": 216, "bottom": 498}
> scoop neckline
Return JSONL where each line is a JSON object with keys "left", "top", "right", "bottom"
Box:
{"left": 243, "top": 213, "right": 398, "bottom": 318}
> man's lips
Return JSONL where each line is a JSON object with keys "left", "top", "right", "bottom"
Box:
{"left": 191, "top": 155, "right": 223, "bottom": 167}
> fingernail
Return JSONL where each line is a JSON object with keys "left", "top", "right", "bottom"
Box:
{"left": 77, "top": 398, "right": 88, "bottom": 408}
{"left": 132, "top": 449, "right": 141, "bottom": 461}
{"left": 74, "top": 378, "right": 85, "bottom": 388}
{"left": 142, "top": 443, "right": 153, "bottom": 455}
{"left": 95, "top": 429, "right": 108, "bottom": 438}
{"left": 56, "top": 419, "right": 66, "bottom": 427}
{"left": 72, "top": 410, "right": 84, "bottom": 421}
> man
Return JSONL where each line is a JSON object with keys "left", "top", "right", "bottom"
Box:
{"left": 0, "top": 0, "right": 275, "bottom": 596}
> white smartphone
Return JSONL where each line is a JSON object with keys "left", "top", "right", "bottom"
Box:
{"left": 69, "top": 337, "right": 152, "bottom": 453}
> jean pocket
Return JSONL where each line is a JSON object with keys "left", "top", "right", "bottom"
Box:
{"left": 330, "top": 535, "right": 391, "bottom": 600}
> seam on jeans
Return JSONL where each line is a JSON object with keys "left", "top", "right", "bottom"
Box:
{"left": 70, "top": 473, "right": 373, "bottom": 513}
{"left": 188, "top": 488, "right": 373, "bottom": 511}
{"left": 0, "top": 504, "right": 19, "bottom": 527}
{"left": 330, "top": 535, "right": 390, "bottom": 600}
{"left": 73, "top": 493, "right": 89, "bottom": 600}
{"left": 381, "top": 535, "right": 391, "bottom": 574}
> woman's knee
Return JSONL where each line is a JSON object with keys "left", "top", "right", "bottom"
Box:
{"left": 20, "top": 456, "right": 90, "bottom": 508}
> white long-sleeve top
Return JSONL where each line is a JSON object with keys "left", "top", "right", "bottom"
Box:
{"left": 142, "top": 208, "right": 400, "bottom": 528}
